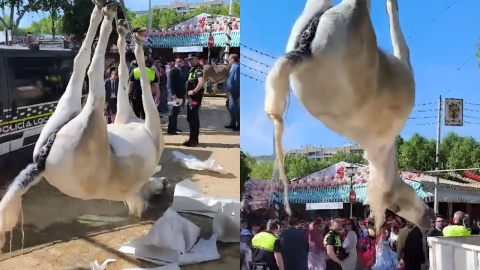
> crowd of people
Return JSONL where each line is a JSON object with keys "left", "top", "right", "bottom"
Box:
{"left": 103, "top": 52, "right": 240, "bottom": 147}
{"left": 240, "top": 210, "right": 478, "bottom": 270}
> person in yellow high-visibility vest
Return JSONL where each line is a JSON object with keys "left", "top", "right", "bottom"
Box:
{"left": 443, "top": 211, "right": 471, "bottom": 237}
{"left": 128, "top": 58, "right": 160, "bottom": 119}
{"left": 251, "top": 219, "right": 285, "bottom": 270}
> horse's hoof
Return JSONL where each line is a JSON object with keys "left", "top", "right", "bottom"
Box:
{"left": 133, "top": 27, "right": 148, "bottom": 43}
{"left": 101, "top": 1, "right": 118, "bottom": 17}
{"left": 117, "top": 19, "right": 130, "bottom": 36}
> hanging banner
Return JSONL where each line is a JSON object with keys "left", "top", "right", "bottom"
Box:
{"left": 306, "top": 202, "right": 343, "bottom": 210}
{"left": 173, "top": 46, "right": 203, "bottom": 53}
{"left": 444, "top": 98, "right": 463, "bottom": 126}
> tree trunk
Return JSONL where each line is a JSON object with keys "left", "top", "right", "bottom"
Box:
{"left": 52, "top": 17, "right": 56, "bottom": 39}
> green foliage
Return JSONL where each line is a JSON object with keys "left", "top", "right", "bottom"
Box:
{"left": 328, "top": 152, "right": 367, "bottom": 165}
{"left": 395, "top": 135, "right": 404, "bottom": 161}
{"left": 20, "top": 15, "right": 64, "bottom": 34}
{"left": 396, "top": 131, "right": 480, "bottom": 171}
{"left": 250, "top": 160, "right": 275, "bottom": 180}
{"left": 62, "top": 0, "right": 93, "bottom": 43}
{"left": 248, "top": 151, "right": 366, "bottom": 181}
{"left": 446, "top": 137, "right": 480, "bottom": 170}
{"left": 398, "top": 133, "right": 436, "bottom": 171}
{"left": 240, "top": 151, "right": 255, "bottom": 192}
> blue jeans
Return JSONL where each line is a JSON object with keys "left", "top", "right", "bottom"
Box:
{"left": 228, "top": 93, "right": 239, "bottom": 126}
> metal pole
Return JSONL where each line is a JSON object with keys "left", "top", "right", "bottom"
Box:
{"left": 350, "top": 174, "right": 353, "bottom": 218}
{"left": 224, "top": 0, "right": 234, "bottom": 62}
{"left": 434, "top": 95, "right": 442, "bottom": 214}
{"left": 148, "top": 0, "right": 152, "bottom": 31}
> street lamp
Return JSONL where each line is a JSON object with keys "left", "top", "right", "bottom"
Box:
{"left": 345, "top": 166, "right": 358, "bottom": 218}
{"left": 206, "top": 15, "right": 215, "bottom": 63}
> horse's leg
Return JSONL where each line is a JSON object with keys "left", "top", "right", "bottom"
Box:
{"left": 386, "top": 0, "right": 411, "bottom": 69}
{"left": 0, "top": 134, "right": 56, "bottom": 250}
{"left": 33, "top": 0, "right": 106, "bottom": 161}
{"left": 265, "top": 0, "right": 333, "bottom": 218}
{"left": 366, "top": 143, "right": 435, "bottom": 229}
{"left": 132, "top": 29, "right": 163, "bottom": 158}
{"left": 114, "top": 19, "right": 137, "bottom": 124}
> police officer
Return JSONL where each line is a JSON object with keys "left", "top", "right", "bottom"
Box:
{"left": 128, "top": 58, "right": 160, "bottom": 119}
{"left": 324, "top": 219, "right": 348, "bottom": 270}
{"left": 250, "top": 219, "right": 285, "bottom": 270}
{"left": 183, "top": 52, "right": 205, "bottom": 147}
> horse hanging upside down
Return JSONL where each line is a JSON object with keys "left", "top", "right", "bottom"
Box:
{"left": 265, "top": 0, "right": 435, "bottom": 229}
{"left": 0, "top": 0, "right": 165, "bottom": 250}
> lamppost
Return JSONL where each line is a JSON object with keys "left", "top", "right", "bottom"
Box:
{"left": 207, "top": 15, "right": 215, "bottom": 63}
{"left": 346, "top": 166, "right": 358, "bottom": 218}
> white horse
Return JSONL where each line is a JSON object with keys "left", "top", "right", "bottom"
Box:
{"left": 0, "top": 0, "right": 164, "bottom": 249}
{"left": 265, "top": 0, "right": 435, "bottom": 228}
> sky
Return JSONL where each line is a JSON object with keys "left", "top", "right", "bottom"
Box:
{"left": 17, "top": 0, "right": 217, "bottom": 28}
{"left": 240, "top": 0, "right": 480, "bottom": 157}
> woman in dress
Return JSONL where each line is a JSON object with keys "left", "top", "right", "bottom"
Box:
{"left": 358, "top": 220, "right": 377, "bottom": 270}
{"left": 341, "top": 219, "right": 358, "bottom": 270}
{"left": 372, "top": 224, "right": 400, "bottom": 270}
{"left": 307, "top": 218, "right": 327, "bottom": 270}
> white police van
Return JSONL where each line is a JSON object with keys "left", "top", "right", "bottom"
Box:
{"left": 0, "top": 46, "right": 87, "bottom": 173}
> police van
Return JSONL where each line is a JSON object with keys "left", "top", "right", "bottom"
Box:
{"left": 0, "top": 46, "right": 87, "bottom": 174}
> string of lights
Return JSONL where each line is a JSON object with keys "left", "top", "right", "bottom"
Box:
{"left": 465, "top": 102, "right": 480, "bottom": 106}
{"left": 240, "top": 63, "right": 269, "bottom": 75}
{"left": 241, "top": 72, "right": 264, "bottom": 83}
{"left": 240, "top": 54, "right": 272, "bottom": 68}
{"left": 405, "top": 122, "right": 437, "bottom": 127}
{"left": 408, "top": 0, "right": 461, "bottom": 41}
{"left": 465, "top": 108, "right": 480, "bottom": 113}
{"left": 465, "top": 115, "right": 480, "bottom": 120}
{"left": 408, "top": 116, "right": 436, "bottom": 120}
{"left": 465, "top": 121, "right": 480, "bottom": 125}
{"left": 411, "top": 109, "right": 439, "bottom": 113}
{"left": 414, "top": 102, "right": 438, "bottom": 107}
{"left": 240, "top": 43, "right": 277, "bottom": 60}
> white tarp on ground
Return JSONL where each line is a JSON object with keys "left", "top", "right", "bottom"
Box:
{"left": 170, "top": 179, "right": 240, "bottom": 242}
{"left": 172, "top": 151, "right": 227, "bottom": 174}
{"left": 119, "top": 179, "right": 240, "bottom": 267}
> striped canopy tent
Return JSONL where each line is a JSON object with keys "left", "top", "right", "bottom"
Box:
{"left": 144, "top": 13, "right": 240, "bottom": 49}
{"left": 243, "top": 162, "right": 435, "bottom": 210}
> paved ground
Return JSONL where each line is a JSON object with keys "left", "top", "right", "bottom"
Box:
{"left": 0, "top": 96, "right": 240, "bottom": 269}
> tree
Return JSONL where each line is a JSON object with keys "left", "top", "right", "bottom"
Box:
{"left": 328, "top": 152, "right": 367, "bottom": 165}
{"left": 62, "top": 0, "right": 93, "bottom": 43}
{"left": 284, "top": 155, "right": 330, "bottom": 179}
{"left": 240, "top": 151, "right": 254, "bottom": 192}
{"left": 439, "top": 131, "right": 460, "bottom": 169}
{"left": 398, "top": 133, "right": 436, "bottom": 171}
{"left": 250, "top": 160, "right": 274, "bottom": 180}
{"left": 395, "top": 135, "right": 404, "bottom": 161}
{"left": 29, "top": 0, "right": 70, "bottom": 39}
{"left": 446, "top": 137, "right": 480, "bottom": 170}
{"left": 0, "top": 0, "right": 38, "bottom": 42}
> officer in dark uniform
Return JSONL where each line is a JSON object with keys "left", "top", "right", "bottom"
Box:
{"left": 183, "top": 52, "right": 205, "bottom": 147}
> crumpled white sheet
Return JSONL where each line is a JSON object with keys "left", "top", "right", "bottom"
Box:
{"left": 90, "top": 259, "right": 116, "bottom": 270}
{"left": 119, "top": 179, "right": 239, "bottom": 267}
{"left": 119, "top": 208, "right": 220, "bottom": 267}
{"left": 170, "top": 179, "right": 240, "bottom": 242}
{"left": 172, "top": 151, "right": 227, "bottom": 174}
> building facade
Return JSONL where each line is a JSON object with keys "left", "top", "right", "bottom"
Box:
{"left": 285, "top": 144, "right": 365, "bottom": 161}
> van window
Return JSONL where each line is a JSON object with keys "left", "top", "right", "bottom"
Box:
{"left": 7, "top": 57, "right": 73, "bottom": 107}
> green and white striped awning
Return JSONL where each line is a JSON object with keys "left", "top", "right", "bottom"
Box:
{"left": 146, "top": 31, "right": 240, "bottom": 49}
{"left": 271, "top": 181, "right": 433, "bottom": 204}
